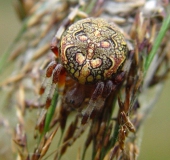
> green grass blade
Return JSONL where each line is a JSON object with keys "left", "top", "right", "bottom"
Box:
{"left": 39, "top": 89, "right": 58, "bottom": 142}
{"left": 144, "top": 14, "right": 170, "bottom": 74}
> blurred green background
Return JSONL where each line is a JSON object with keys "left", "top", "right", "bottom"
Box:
{"left": 0, "top": 0, "right": 170, "bottom": 159}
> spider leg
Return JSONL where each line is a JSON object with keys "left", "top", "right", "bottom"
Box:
{"left": 57, "top": 65, "right": 66, "bottom": 95}
{"left": 102, "top": 80, "right": 114, "bottom": 98}
{"left": 90, "top": 80, "right": 114, "bottom": 117}
{"left": 39, "top": 61, "right": 57, "bottom": 95}
{"left": 45, "top": 64, "right": 65, "bottom": 108}
{"left": 51, "top": 5, "right": 88, "bottom": 57}
{"left": 113, "top": 71, "right": 126, "bottom": 85}
{"left": 81, "top": 82, "right": 104, "bottom": 124}
{"left": 55, "top": 6, "right": 88, "bottom": 41}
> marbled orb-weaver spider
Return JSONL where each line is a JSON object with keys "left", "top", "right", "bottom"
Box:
{"left": 40, "top": 17, "right": 128, "bottom": 124}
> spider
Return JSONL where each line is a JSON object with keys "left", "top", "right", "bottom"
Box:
{"left": 40, "top": 9, "right": 128, "bottom": 125}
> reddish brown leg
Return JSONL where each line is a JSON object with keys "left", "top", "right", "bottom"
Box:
{"left": 57, "top": 66, "right": 66, "bottom": 95}
{"left": 39, "top": 61, "right": 57, "bottom": 95}
{"left": 51, "top": 38, "right": 59, "bottom": 58}
{"left": 113, "top": 71, "right": 126, "bottom": 85}
{"left": 45, "top": 64, "right": 65, "bottom": 108}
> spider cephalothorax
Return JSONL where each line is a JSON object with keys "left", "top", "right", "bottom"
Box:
{"left": 40, "top": 17, "right": 128, "bottom": 124}
{"left": 60, "top": 18, "right": 127, "bottom": 84}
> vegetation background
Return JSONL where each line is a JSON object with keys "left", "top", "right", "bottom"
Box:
{"left": 0, "top": 0, "right": 170, "bottom": 159}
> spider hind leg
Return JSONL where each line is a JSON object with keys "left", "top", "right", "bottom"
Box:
{"left": 89, "top": 80, "right": 114, "bottom": 119}
{"left": 81, "top": 82, "right": 105, "bottom": 124}
{"left": 81, "top": 71, "right": 126, "bottom": 125}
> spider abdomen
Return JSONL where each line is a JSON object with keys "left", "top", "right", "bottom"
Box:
{"left": 60, "top": 18, "right": 127, "bottom": 84}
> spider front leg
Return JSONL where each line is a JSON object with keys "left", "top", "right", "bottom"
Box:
{"left": 39, "top": 61, "right": 66, "bottom": 108}
{"left": 39, "top": 61, "right": 57, "bottom": 95}
{"left": 45, "top": 64, "right": 66, "bottom": 108}
{"left": 51, "top": 5, "right": 88, "bottom": 57}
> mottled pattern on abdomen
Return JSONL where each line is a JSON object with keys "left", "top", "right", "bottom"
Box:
{"left": 60, "top": 18, "right": 127, "bottom": 84}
